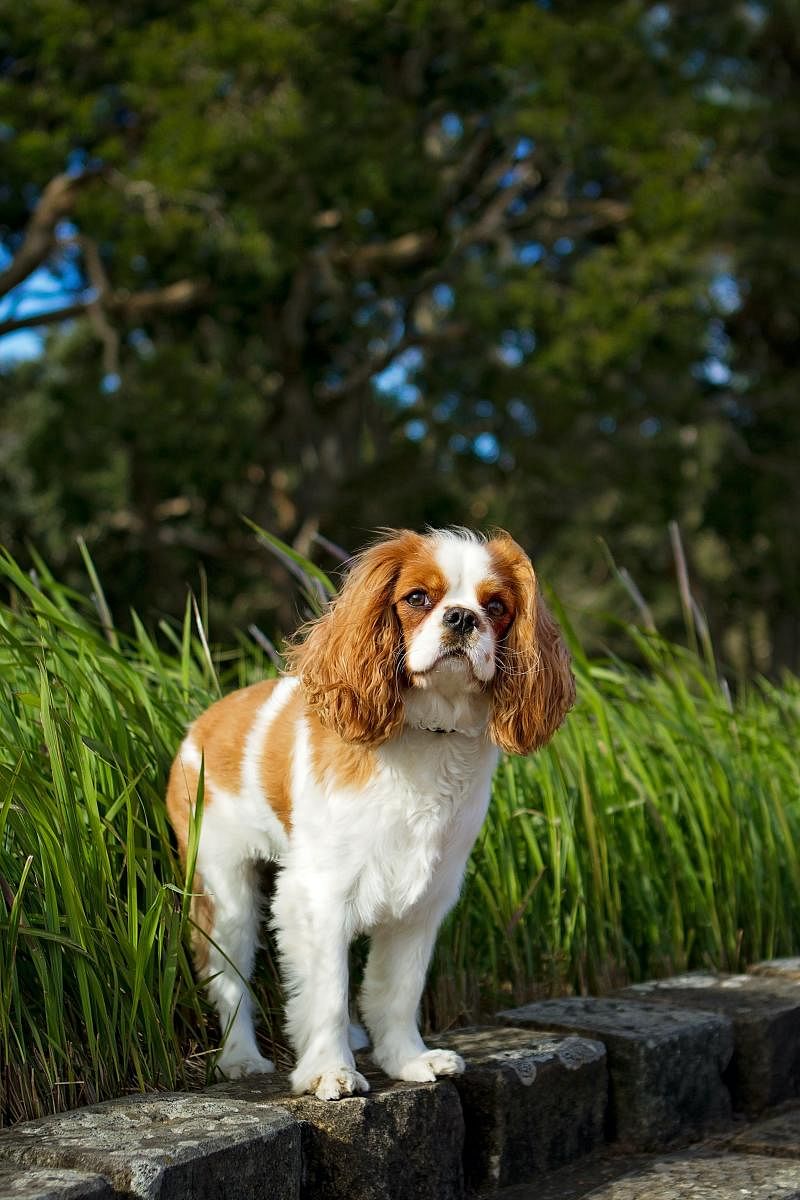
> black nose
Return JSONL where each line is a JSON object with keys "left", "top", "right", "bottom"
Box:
{"left": 442, "top": 606, "right": 479, "bottom": 635}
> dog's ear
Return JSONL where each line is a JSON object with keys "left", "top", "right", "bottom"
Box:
{"left": 286, "top": 533, "right": 416, "bottom": 746}
{"left": 487, "top": 534, "right": 575, "bottom": 756}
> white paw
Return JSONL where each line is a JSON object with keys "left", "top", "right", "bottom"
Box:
{"left": 292, "top": 1064, "right": 371, "bottom": 1100}
{"left": 348, "top": 1022, "right": 370, "bottom": 1052}
{"left": 215, "top": 1050, "right": 275, "bottom": 1080}
{"left": 397, "top": 1049, "right": 465, "bottom": 1083}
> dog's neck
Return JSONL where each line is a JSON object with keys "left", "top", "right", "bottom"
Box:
{"left": 402, "top": 660, "right": 491, "bottom": 738}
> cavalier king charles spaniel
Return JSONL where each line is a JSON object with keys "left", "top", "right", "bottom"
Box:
{"left": 166, "top": 528, "right": 574, "bottom": 1099}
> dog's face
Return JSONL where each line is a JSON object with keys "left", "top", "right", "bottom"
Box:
{"left": 287, "top": 528, "right": 575, "bottom": 755}
{"left": 391, "top": 530, "right": 518, "bottom": 688}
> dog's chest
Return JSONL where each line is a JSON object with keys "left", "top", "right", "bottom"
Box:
{"left": 352, "top": 734, "right": 495, "bottom": 926}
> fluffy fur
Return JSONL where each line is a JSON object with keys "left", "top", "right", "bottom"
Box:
{"left": 166, "top": 528, "right": 574, "bottom": 1099}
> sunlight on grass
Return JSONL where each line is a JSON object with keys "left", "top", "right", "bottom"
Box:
{"left": 1, "top": 544, "right": 798, "bottom": 1124}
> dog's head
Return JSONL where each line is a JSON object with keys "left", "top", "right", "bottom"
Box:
{"left": 286, "top": 528, "right": 575, "bottom": 754}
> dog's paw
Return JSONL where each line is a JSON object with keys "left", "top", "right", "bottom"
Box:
{"left": 215, "top": 1050, "right": 275, "bottom": 1080}
{"left": 396, "top": 1049, "right": 465, "bottom": 1083}
{"left": 292, "top": 1063, "right": 370, "bottom": 1100}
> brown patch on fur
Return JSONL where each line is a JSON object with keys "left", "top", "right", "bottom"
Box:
{"left": 165, "top": 748, "right": 197, "bottom": 857}
{"left": 285, "top": 530, "right": 427, "bottom": 746}
{"left": 165, "top": 751, "right": 216, "bottom": 972}
{"left": 476, "top": 577, "right": 516, "bottom": 640}
{"left": 259, "top": 685, "right": 303, "bottom": 830}
{"left": 308, "top": 710, "right": 376, "bottom": 793}
{"left": 190, "top": 679, "right": 280, "bottom": 795}
{"left": 487, "top": 532, "right": 576, "bottom": 755}
{"left": 392, "top": 545, "right": 447, "bottom": 638}
{"left": 166, "top": 679, "right": 284, "bottom": 971}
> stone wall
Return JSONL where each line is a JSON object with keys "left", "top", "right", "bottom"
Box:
{"left": 1, "top": 960, "right": 799, "bottom": 1200}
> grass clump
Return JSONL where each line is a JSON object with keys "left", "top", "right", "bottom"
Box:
{"left": 0, "top": 551, "right": 252, "bottom": 1125}
{"left": 432, "top": 627, "right": 800, "bottom": 1022}
{"left": 1, "top": 546, "right": 799, "bottom": 1125}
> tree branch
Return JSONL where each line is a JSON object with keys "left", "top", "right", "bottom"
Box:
{"left": 326, "top": 130, "right": 499, "bottom": 279}
{"left": 507, "top": 197, "right": 632, "bottom": 240}
{"left": 0, "top": 279, "right": 210, "bottom": 339}
{"left": 315, "top": 320, "right": 468, "bottom": 401}
{"left": 0, "top": 169, "right": 105, "bottom": 299}
{"left": 0, "top": 302, "right": 90, "bottom": 337}
{"left": 115, "top": 278, "right": 210, "bottom": 320}
{"left": 329, "top": 144, "right": 534, "bottom": 277}
{"left": 457, "top": 160, "right": 540, "bottom": 248}
{"left": 78, "top": 235, "right": 119, "bottom": 376}
{"left": 282, "top": 260, "right": 315, "bottom": 350}
{"left": 331, "top": 229, "right": 439, "bottom": 274}
{"left": 441, "top": 126, "right": 496, "bottom": 206}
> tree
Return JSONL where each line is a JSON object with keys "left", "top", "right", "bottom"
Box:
{"left": 0, "top": 1, "right": 795, "bottom": 670}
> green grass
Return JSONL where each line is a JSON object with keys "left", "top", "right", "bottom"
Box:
{"left": 431, "top": 626, "right": 800, "bottom": 1023}
{"left": 1, "top": 547, "right": 799, "bottom": 1126}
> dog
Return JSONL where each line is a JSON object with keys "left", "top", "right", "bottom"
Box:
{"left": 166, "top": 527, "right": 574, "bottom": 1099}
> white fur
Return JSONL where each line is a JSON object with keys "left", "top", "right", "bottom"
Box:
{"left": 191, "top": 678, "right": 295, "bottom": 1078}
{"left": 191, "top": 534, "right": 502, "bottom": 1099}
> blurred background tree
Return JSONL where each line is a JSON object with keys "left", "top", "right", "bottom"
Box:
{"left": 0, "top": 0, "right": 796, "bottom": 673}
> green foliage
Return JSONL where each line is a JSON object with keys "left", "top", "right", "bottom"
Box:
{"left": 2, "top": 547, "right": 799, "bottom": 1125}
{"left": 0, "top": 551, "right": 264, "bottom": 1125}
{"left": 433, "top": 633, "right": 800, "bottom": 1021}
{"left": 1, "top": 3, "right": 797, "bottom": 672}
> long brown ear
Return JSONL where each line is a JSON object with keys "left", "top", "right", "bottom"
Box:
{"left": 284, "top": 532, "right": 416, "bottom": 746}
{"left": 488, "top": 535, "right": 576, "bottom": 756}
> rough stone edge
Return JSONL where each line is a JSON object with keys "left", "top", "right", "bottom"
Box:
{"left": 0, "top": 1092, "right": 301, "bottom": 1200}
{"left": 1, "top": 995, "right": 794, "bottom": 1200}
{"left": 749, "top": 959, "right": 800, "bottom": 981}
{"left": 210, "top": 1069, "right": 467, "bottom": 1200}
{"left": 0, "top": 1165, "right": 115, "bottom": 1200}
{"left": 496, "top": 997, "right": 735, "bottom": 1151}
{"left": 434, "top": 1027, "right": 608, "bottom": 1193}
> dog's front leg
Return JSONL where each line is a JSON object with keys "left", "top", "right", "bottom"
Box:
{"left": 273, "top": 869, "right": 369, "bottom": 1100}
{"left": 360, "top": 906, "right": 465, "bottom": 1083}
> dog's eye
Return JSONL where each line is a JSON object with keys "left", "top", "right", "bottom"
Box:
{"left": 485, "top": 598, "right": 506, "bottom": 618}
{"left": 405, "top": 590, "right": 430, "bottom": 608}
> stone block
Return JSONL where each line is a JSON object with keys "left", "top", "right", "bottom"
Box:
{"left": 750, "top": 959, "right": 800, "bottom": 982}
{"left": 0, "top": 1167, "right": 113, "bottom": 1200}
{"left": 431, "top": 1026, "right": 607, "bottom": 1193}
{"left": 580, "top": 1153, "right": 800, "bottom": 1199}
{"left": 210, "top": 1068, "right": 464, "bottom": 1200}
{"left": 498, "top": 997, "right": 732, "bottom": 1150}
{"left": 731, "top": 1107, "right": 800, "bottom": 1158}
{"left": 0, "top": 1093, "right": 300, "bottom": 1200}
{"left": 620, "top": 972, "right": 800, "bottom": 1114}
